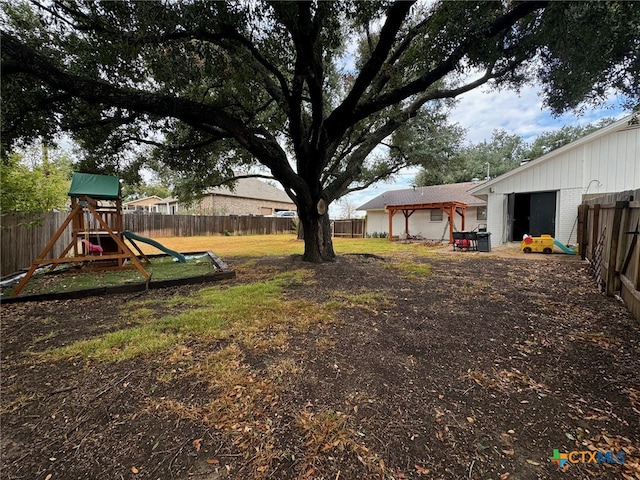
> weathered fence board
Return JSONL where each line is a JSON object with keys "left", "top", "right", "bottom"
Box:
{"left": 581, "top": 189, "right": 640, "bottom": 321}
{"left": 1, "top": 212, "right": 295, "bottom": 276}
{"left": 332, "top": 219, "right": 365, "bottom": 238}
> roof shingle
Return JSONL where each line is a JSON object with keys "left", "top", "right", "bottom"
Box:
{"left": 357, "top": 181, "right": 486, "bottom": 211}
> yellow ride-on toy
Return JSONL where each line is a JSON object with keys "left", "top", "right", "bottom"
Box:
{"left": 521, "top": 234, "right": 554, "bottom": 254}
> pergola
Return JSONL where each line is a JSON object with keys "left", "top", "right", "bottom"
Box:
{"left": 386, "top": 201, "right": 468, "bottom": 243}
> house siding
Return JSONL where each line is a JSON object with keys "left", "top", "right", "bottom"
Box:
{"left": 194, "top": 194, "right": 295, "bottom": 216}
{"left": 473, "top": 117, "right": 639, "bottom": 246}
{"left": 123, "top": 197, "right": 162, "bottom": 212}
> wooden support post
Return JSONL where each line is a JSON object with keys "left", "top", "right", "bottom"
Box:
{"left": 11, "top": 203, "right": 83, "bottom": 296}
{"left": 578, "top": 204, "right": 589, "bottom": 260}
{"left": 402, "top": 209, "right": 415, "bottom": 238}
{"left": 387, "top": 208, "right": 396, "bottom": 242}
{"left": 126, "top": 238, "right": 151, "bottom": 264}
{"left": 605, "top": 201, "right": 626, "bottom": 297}
{"left": 449, "top": 206, "right": 455, "bottom": 244}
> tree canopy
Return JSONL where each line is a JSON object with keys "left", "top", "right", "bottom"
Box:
{"left": 0, "top": 143, "right": 72, "bottom": 215}
{"left": 2, "top": 0, "right": 639, "bottom": 261}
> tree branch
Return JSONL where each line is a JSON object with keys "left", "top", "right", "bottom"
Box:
{"left": 329, "top": 1, "right": 547, "bottom": 135}
{"left": 326, "top": 2, "right": 415, "bottom": 130}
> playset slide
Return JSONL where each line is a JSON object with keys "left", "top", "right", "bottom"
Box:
{"left": 552, "top": 238, "right": 577, "bottom": 255}
{"left": 123, "top": 231, "right": 187, "bottom": 263}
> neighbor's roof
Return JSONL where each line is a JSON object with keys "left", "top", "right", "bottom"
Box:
{"left": 207, "top": 177, "right": 294, "bottom": 203}
{"left": 68, "top": 172, "right": 120, "bottom": 200}
{"left": 123, "top": 196, "right": 162, "bottom": 206}
{"left": 357, "top": 181, "right": 486, "bottom": 211}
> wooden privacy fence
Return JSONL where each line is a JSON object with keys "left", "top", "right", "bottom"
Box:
{"left": 124, "top": 213, "right": 295, "bottom": 238}
{"left": 332, "top": 219, "right": 365, "bottom": 238}
{"left": 578, "top": 188, "right": 640, "bottom": 321}
{"left": 1, "top": 212, "right": 296, "bottom": 276}
{"left": 1, "top": 212, "right": 72, "bottom": 279}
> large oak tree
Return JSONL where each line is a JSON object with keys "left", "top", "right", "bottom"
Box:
{"left": 2, "top": 1, "right": 638, "bottom": 261}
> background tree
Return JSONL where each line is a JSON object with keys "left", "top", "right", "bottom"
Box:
{"left": 414, "top": 118, "right": 618, "bottom": 186}
{"left": 121, "top": 180, "right": 171, "bottom": 202}
{"left": 0, "top": 143, "right": 72, "bottom": 215}
{"left": 336, "top": 198, "right": 359, "bottom": 220}
{"left": 523, "top": 119, "right": 616, "bottom": 160}
{"left": 2, "top": 1, "right": 639, "bottom": 261}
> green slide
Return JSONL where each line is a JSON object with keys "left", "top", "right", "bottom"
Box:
{"left": 123, "top": 230, "right": 187, "bottom": 263}
{"left": 553, "top": 238, "right": 577, "bottom": 255}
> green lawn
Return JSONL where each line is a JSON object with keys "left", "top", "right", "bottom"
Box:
{"left": 131, "top": 233, "right": 435, "bottom": 258}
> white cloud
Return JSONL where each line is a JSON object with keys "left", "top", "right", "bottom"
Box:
{"left": 341, "top": 83, "right": 629, "bottom": 216}
{"left": 450, "top": 82, "right": 627, "bottom": 144}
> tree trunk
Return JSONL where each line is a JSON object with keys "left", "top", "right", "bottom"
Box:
{"left": 299, "top": 206, "right": 336, "bottom": 263}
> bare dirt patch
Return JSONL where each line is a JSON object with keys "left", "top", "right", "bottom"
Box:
{"left": 2, "top": 251, "right": 639, "bottom": 479}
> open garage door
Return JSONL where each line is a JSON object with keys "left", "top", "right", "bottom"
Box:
{"left": 508, "top": 191, "right": 557, "bottom": 240}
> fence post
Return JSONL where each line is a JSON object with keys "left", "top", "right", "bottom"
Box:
{"left": 591, "top": 204, "right": 600, "bottom": 261}
{"left": 577, "top": 204, "right": 586, "bottom": 259}
{"left": 605, "top": 201, "right": 626, "bottom": 296}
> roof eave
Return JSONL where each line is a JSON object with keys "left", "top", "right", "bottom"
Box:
{"left": 468, "top": 113, "right": 634, "bottom": 195}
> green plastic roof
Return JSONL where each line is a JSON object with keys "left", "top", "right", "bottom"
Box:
{"left": 68, "top": 173, "right": 120, "bottom": 200}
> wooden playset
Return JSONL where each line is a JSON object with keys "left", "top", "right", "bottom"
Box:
{"left": 11, "top": 173, "right": 149, "bottom": 296}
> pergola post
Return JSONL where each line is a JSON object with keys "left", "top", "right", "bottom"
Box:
{"left": 386, "top": 201, "right": 468, "bottom": 244}
{"left": 387, "top": 207, "right": 396, "bottom": 242}
{"left": 449, "top": 205, "right": 455, "bottom": 244}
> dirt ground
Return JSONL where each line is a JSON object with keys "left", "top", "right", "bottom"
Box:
{"left": 1, "top": 247, "right": 639, "bottom": 480}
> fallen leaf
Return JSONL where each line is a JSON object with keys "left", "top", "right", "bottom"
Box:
{"left": 193, "top": 438, "right": 203, "bottom": 452}
{"left": 526, "top": 459, "right": 541, "bottom": 466}
{"left": 206, "top": 458, "right": 220, "bottom": 464}
{"left": 502, "top": 449, "right": 515, "bottom": 456}
{"left": 131, "top": 466, "right": 139, "bottom": 474}
{"left": 466, "top": 417, "right": 475, "bottom": 423}
{"left": 500, "top": 473, "right": 511, "bottom": 480}
{"left": 414, "top": 464, "right": 430, "bottom": 475}
{"left": 44, "top": 475, "right": 52, "bottom": 480}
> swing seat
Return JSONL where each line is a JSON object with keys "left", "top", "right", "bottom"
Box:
{"left": 82, "top": 239, "right": 104, "bottom": 255}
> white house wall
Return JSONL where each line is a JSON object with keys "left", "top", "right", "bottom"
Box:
{"left": 478, "top": 122, "right": 639, "bottom": 246}
{"left": 583, "top": 127, "right": 640, "bottom": 192}
{"left": 365, "top": 208, "right": 486, "bottom": 239}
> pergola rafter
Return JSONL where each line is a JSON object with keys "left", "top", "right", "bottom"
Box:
{"left": 386, "top": 201, "right": 468, "bottom": 243}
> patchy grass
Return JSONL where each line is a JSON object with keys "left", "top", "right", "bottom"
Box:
{"left": 3, "top": 252, "right": 640, "bottom": 480}
{"left": 330, "top": 291, "right": 391, "bottom": 314}
{"left": 384, "top": 258, "right": 432, "bottom": 280}
{"left": 45, "top": 270, "right": 328, "bottom": 362}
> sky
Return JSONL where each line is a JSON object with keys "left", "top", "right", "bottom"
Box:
{"left": 335, "top": 82, "right": 628, "bottom": 218}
